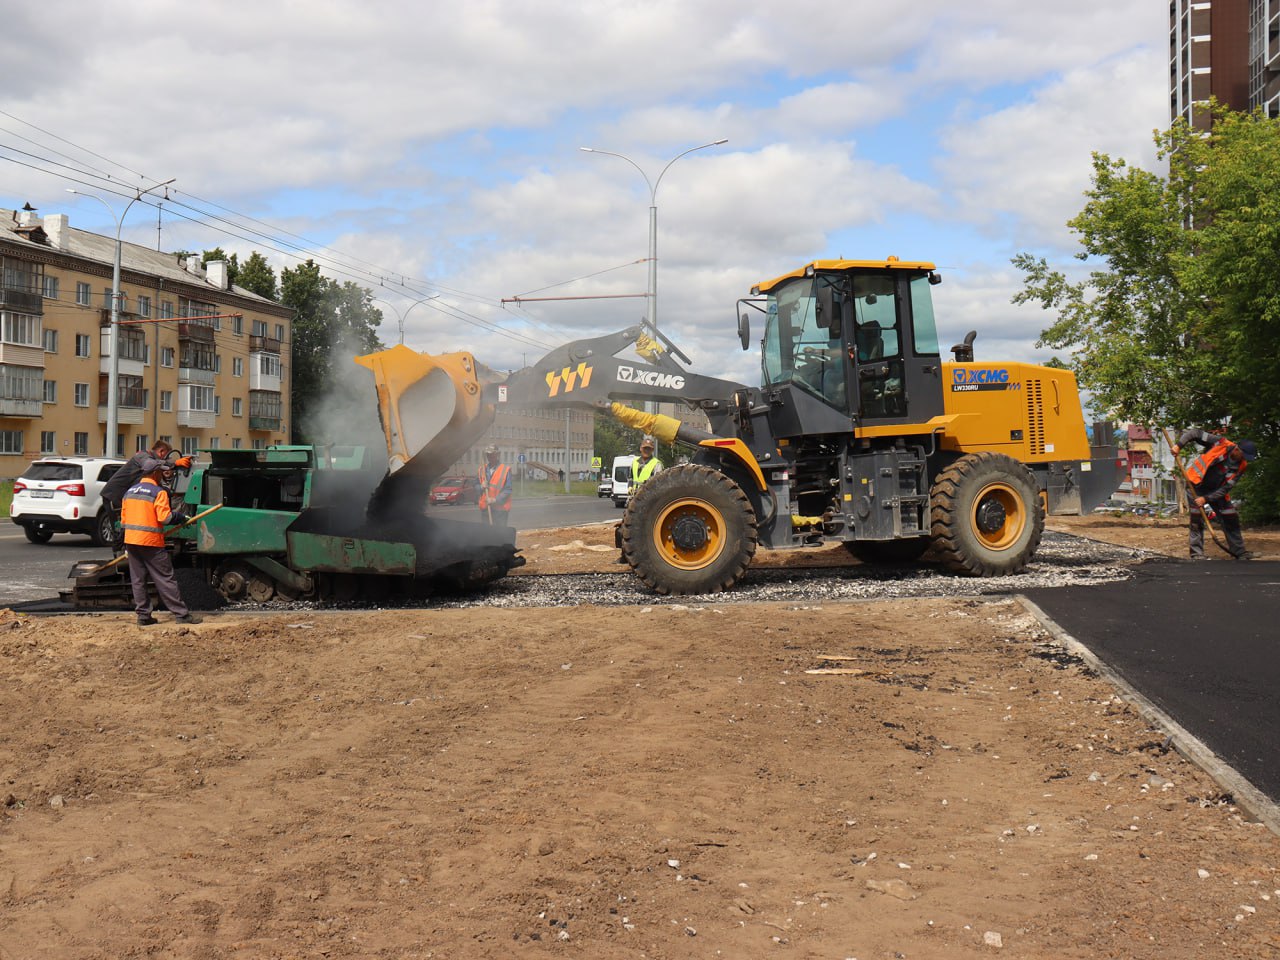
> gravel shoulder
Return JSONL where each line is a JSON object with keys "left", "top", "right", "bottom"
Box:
{"left": 2, "top": 514, "right": 1279, "bottom": 958}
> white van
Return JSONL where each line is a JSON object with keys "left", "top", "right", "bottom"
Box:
{"left": 610, "top": 455, "right": 636, "bottom": 508}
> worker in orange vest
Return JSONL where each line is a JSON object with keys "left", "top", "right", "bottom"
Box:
{"left": 1171, "top": 429, "right": 1259, "bottom": 560}
{"left": 477, "top": 444, "right": 513, "bottom": 525}
{"left": 121, "top": 462, "right": 202, "bottom": 625}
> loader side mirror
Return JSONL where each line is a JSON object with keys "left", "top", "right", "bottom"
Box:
{"left": 815, "top": 283, "right": 837, "bottom": 332}
{"left": 738, "top": 312, "right": 751, "bottom": 350}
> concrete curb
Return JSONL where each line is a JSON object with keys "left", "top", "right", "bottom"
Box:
{"left": 1018, "top": 594, "right": 1280, "bottom": 838}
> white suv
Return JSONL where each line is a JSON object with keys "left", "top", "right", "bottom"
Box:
{"left": 10, "top": 456, "right": 127, "bottom": 545}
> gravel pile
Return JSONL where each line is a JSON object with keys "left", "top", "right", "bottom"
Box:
{"left": 222, "top": 531, "right": 1155, "bottom": 614}
{"left": 447, "top": 531, "right": 1154, "bottom": 609}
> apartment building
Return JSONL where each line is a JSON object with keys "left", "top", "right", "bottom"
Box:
{"left": 462, "top": 405, "right": 597, "bottom": 480}
{"left": 1, "top": 206, "right": 291, "bottom": 476}
{"left": 1170, "top": 0, "right": 1280, "bottom": 127}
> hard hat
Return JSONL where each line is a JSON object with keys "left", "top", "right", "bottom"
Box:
{"left": 483, "top": 444, "right": 499, "bottom": 455}
{"left": 1237, "top": 439, "right": 1259, "bottom": 462}
{"left": 640, "top": 436, "right": 655, "bottom": 449}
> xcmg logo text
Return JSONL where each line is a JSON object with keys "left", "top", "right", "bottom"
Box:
{"left": 617, "top": 366, "right": 686, "bottom": 390}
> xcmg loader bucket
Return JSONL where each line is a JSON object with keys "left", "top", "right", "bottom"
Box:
{"left": 353, "top": 344, "right": 498, "bottom": 509}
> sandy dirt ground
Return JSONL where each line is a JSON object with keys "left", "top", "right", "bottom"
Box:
{"left": 3, "top": 515, "right": 1280, "bottom": 959}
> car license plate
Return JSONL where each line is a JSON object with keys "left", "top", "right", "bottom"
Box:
{"left": 31, "top": 490, "right": 55, "bottom": 498}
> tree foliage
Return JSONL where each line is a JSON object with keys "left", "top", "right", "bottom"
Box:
{"left": 1014, "top": 105, "right": 1279, "bottom": 520}
{"left": 236, "top": 252, "right": 278, "bottom": 300}
{"left": 281, "top": 260, "right": 385, "bottom": 442}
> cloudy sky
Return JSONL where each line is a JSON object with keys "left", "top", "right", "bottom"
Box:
{"left": 1, "top": 1, "right": 1167, "bottom": 385}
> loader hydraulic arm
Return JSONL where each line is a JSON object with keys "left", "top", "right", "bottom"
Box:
{"left": 496, "top": 324, "right": 749, "bottom": 412}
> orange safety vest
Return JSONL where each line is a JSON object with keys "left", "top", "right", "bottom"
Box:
{"left": 1186, "top": 439, "right": 1245, "bottom": 487}
{"left": 121, "top": 479, "right": 174, "bottom": 547}
{"left": 478, "top": 462, "right": 512, "bottom": 512}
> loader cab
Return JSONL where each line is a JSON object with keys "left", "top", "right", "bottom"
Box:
{"left": 755, "top": 259, "right": 945, "bottom": 427}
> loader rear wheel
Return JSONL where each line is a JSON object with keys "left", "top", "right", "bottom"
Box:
{"left": 930, "top": 452, "right": 1043, "bottom": 577}
{"left": 622, "top": 464, "right": 757, "bottom": 595}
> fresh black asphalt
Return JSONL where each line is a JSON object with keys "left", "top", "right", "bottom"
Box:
{"left": 1024, "top": 557, "right": 1280, "bottom": 802}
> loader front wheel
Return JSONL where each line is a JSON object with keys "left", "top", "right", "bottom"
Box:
{"left": 930, "top": 452, "right": 1043, "bottom": 577}
{"left": 622, "top": 464, "right": 757, "bottom": 595}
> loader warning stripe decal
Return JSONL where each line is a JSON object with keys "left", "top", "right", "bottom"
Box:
{"left": 546, "top": 362, "right": 593, "bottom": 397}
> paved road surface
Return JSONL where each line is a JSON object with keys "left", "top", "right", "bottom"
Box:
{"left": 1025, "top": 558, "right": 1280, "bottom": 803}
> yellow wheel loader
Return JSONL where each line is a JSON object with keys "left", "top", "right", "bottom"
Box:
{"left": 359, "top": 258, "right": 1123, "bottom": 596}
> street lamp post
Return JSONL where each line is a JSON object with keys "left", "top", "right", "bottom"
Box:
{"left": 67, "top": 179, "right": 175, "bottom": 457}
{"left": 373, "top": 293, "right": 442, "bottom": 345}
{"left": 579, "top": 139, "right": 727, "bottom": 338}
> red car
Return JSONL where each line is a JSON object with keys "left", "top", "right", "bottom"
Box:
{"left": 430, "top": 476, "right": 481, "bottom": 505}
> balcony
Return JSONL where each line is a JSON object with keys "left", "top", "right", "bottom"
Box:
{"left": 249, "top": 415, "right": 282, "bottom": 431}
{"left": 178, "top": 409, "right": 216, "bottom": 428}
{"left": 0, "top": 288, "right": 42, "bottom": 313}
{"left": 250, "top": 334, "right": 281, "bottom": 354}
{"left": 179, "top": 321, "right": 216, "bottom": 343}
{"left": 0, "top": 396, "right": 42, "bottom": 417}
{"left": 95, "top": 378, "right": 145, "bottom": 425}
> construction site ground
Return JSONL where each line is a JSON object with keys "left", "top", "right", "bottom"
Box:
{"left": 3, "top": 515, "right": 1280, "bottom": 959}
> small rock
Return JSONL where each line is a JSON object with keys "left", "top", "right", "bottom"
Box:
{"left": 684, "top": 926, "right": 697, "bottom": 936}
{"left": 983, "top": 930, "right": 1003, "bottom": 947}
{"left": 1197, "top": 868, "right": 1211, "bottom": 879}
{"left": 49, "top": 795, "right": 65, "bottom": 809}
{"left": 865, "top": 878, "right": 916, "bottom": 901}
{"left": 667, "top": 859, "right": 680, "bottom": 868}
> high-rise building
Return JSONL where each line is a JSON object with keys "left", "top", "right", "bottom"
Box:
{"left": 1170, "top": 0, "right": 1280, "bottom": 127}
{"left": 1, "top": 206, "right": 291, "bottom": 475}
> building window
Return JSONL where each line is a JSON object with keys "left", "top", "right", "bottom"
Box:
{"left": 185, "top": 385, "right": 215, "bottom": 412}
{"left": 160, "top": 390, "right": 173, "bottom": 412}
{"left": 42, "top": 379, "right": 56, "bottom": 403}
{"left": 40, "top": 430, "right": 56, "bottom": 454}
{"left": 42, "top": 276, "right": 59, "bottom": 300}
{"left": 214, "top": 354, "right": 222, "bottom": 374}
{"left": 0, "top": 430, "right": 23, "bottom": 455}
{"left": 214, "top": 394, "right": 221, "bottom": 415}
{"left": 1, "top": 312, "right": 41, "bottom": 346}
{"left": 161, "top": 301, "right": 173, "bottom": 319}
{"left": 73, "top": 382, "right": 90, "bottom": 407}
{"left": 75, "top": 334, "right": 91, "bottom": 357}
{"left": 181, "top": 436, "right": 198, "bottom": 455}
{"left": 259, "top": 354, "right": 281, "bottom": 377}
{"left": 209, "top": 436, "right": 221, "bottom": 449}
{"left": 142, "top": 344, "right": 150, "bottom": 365}
{"left": 180, "top": 340, "right": 215, "bottom": 371}
{"left": 275, "top": 323, "right": 285, "bottom": 342}
{"left": 233, "top": 315, "right": 243, "bottom": 335}
{"left": 161, "top": 346, "right": 174, "bottom": 367}
{"left": 252, "top": 319, "right": 268, "bottom": 337}
{"left": 233, "top": 356, "right": 243, "bottom": 377}
{"left": 74, "top": 431, "right": 89, "bottom": 455}
{"left": 232, "top": 437, "right": 243, "bottom": 449}
{"left": 43, "top": 328, "right": 58, "bottom": 353}
{"left": 158, "top": 434, "right": 172, "bottom": 448}
{"left": 75, "top": 282, "right": 91, "bottom": 306}
{"left": 252, "top": 438, "right": 266, "bottom": 450}
{"left": 137, "top": 295, "right": 151, "bottom": 317}
{"left": 232, "top": 397, "right": 243, "bottom": 416}
{"left": 135, "top": 435, "right": 149, "bottom": 453}
{"left": 102, "top": 288, "right": 112, "bottom": 309}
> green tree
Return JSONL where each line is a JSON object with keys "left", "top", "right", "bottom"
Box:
{"left": 281, "top": 260, "right": 385, "bottom": 442}
{"left": 236, "top": 252, "right": 278, "bottom": 300}
{"left": 1014, "top": 105, "right": 1278, "bottom": 520}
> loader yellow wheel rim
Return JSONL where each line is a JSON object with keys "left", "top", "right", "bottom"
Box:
{"left": 970, "top": 482, "right": 1025, "bottom": 551}
{"left": 653, "top": 497, "right": 727, "bottom": 570}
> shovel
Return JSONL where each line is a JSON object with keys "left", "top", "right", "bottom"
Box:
{"left": 88, "top": 503, "right": 226, "bottom": 575}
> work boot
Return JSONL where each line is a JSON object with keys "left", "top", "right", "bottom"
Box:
{"left": 1234, "top": 551, "right": 1258, "bottom": 561}
{"left": 1189, "top": 553, "right": 1207, "bottom": 561}
{"left": 137, "top": 615, "right": 158, "bottom": 626}
{"left": 173, "top": 613, "right": 203, "bottom": 624}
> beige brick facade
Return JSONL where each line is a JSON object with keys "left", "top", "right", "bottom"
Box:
{"left": 2, "top": 207, "right": 291, "bottom": 477}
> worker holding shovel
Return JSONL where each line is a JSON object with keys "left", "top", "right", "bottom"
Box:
{"left": 121, "top": 461, "right": 204, "bottom": 625}
{"left": 1169, "top": 428, "right": 1259, "bottom": 561}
